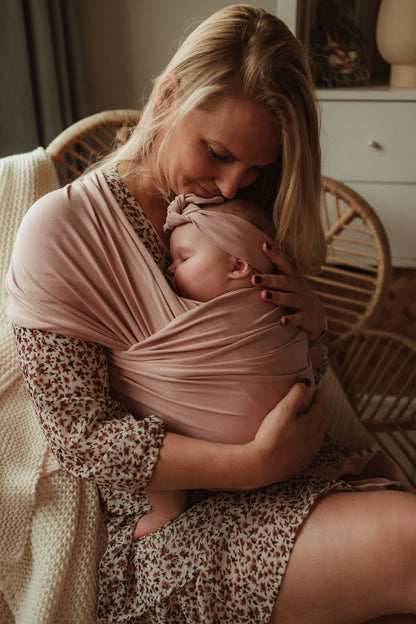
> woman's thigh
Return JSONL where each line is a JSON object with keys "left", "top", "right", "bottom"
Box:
{"left": 271, "top": 490, "right": 416, "bottom": 624}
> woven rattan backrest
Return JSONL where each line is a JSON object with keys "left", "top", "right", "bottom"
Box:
{"left": 332, "top": 328, "right": 416, "bottom": 483}
{"left": 46, "top": 111, "right": 392, "bottom": 343}
{"left": 307, "top": 176, "right": 392, "bottom": 342}
{"left": 46, "top": 109, "right": 141, "bottom": 185}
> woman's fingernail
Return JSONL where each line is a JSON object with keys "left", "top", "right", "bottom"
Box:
{"left": 264, "top": 242, "right": 272, "bottom": 250}
{"left": 300, "top": 378, "right": 311, "bottom": 387}
{"left": 281, "top": 317, "right": 288, "bottom": 326}
{"left": 253, "top": 275, "right": 262, "bottom": 285}
{"left": 264, "top": 290, "right": 272, "bottom": 299}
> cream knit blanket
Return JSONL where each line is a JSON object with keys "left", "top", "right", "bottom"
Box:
{"left": 0, "top": 148, "right": 104, "bottom": 624}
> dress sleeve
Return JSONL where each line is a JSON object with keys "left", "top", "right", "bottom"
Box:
{"left": 13, "top": 325, "right": 167, "bottom": 493}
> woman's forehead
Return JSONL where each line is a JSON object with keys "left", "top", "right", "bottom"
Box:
{"left": 195, "top": 97, "right": 280, "bottom": 165}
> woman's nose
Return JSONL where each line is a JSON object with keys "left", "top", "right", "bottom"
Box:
{"left": 215, "top": 167, "right": 259, "bottom": 199}
{"left": 216, "top": 178, "right": 239, "bottom": 200}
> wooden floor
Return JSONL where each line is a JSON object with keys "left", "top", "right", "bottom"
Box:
{"left": 373, "top": 268, "right": 416, "bottom": 342}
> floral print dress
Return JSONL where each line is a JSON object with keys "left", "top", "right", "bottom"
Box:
{"left": 13, "top": 169, "right": 355, "bottom": 624}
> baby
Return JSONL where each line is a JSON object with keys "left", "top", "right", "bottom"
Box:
{"left": 134, "top": 194, "right": 314, "bottom": 538}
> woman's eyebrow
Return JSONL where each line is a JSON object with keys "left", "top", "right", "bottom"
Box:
{"left": 211, "top": 140, "right": 240, "bottom": 162}
{"left": 211, "top": 140, "right": 273, "bottom": 168}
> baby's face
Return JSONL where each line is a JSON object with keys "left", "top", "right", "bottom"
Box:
{"left": 167, "top": 223, "right": 233, "bottom": 301}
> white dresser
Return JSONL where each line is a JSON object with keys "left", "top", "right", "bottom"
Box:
{"left": 276, "top": 1, "right": 416, "bottom": 267}
{"left": 319, "top": 88, "right": 416, "bottom": 267}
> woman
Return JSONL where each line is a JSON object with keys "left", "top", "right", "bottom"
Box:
{"left": 6, "top": 5, "right": 416, "bottom": 623}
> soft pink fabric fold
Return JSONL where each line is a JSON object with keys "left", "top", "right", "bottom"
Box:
{"left": 6, "top": 171, "right": 314, "bottom": 444}
{"left": 313, "top": 450, "right": 413, "bottom": 491}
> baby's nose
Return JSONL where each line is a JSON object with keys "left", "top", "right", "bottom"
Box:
{"left": 166, "top": 264, "right": 174, "bottom": 277}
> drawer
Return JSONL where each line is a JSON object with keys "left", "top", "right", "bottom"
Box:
{"left": 319, "top": 101, "right": 416, "bottom": 183}
{"left": 348, "top": 182, "right": 416, "bottom": 268}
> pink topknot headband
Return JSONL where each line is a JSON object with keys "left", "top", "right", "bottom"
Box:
{"left": 164, "top": 194, "right": 274, "bottom": 274}
{"left": 164, "top": 193, "right": 224, "bottom": 231}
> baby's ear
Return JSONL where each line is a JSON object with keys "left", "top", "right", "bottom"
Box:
{"left": 229, "top": 257, "right": 252, "bottom": 280}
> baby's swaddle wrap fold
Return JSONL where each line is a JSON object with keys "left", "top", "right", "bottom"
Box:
{"left": 6, "top": 172, "right": 314, "bottom": 444}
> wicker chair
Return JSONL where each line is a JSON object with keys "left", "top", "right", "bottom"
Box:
{"left": 307, "top": 176, "right": 392, "bottom": 342}
{"left": 46, "top": 109, "right": 141, "bottom": 185}
{"left": 46, "top": 109, "right": 416, "bottom": 485}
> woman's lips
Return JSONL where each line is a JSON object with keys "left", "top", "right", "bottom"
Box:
{"left": 196, "top": 184, "right": 221, "bottom": 199}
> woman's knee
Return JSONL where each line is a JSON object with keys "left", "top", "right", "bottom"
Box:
{"left": 271, "top": 490, "right": 416, "bottom": 624}
{"left": 316, "top": 490, "right": 416, "bottom": 600}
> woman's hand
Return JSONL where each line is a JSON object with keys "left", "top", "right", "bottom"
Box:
{"left": 147, "top": 383, "right": 325, "bottom": 494}
{"left": 246, "top": 381, "right": 326, "bottom": 488}
{"left": 251, "top": 244, "right": 325, "bottom": 342}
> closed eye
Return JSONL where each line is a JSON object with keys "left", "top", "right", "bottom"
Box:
{"left": 208, "top": 144, "right": 266, "bottom": 172}
{"left": 173, "top": 249, "right": 191, "bottom": 262}
{"left": 207, "top": 145, "right": 232, "bottom": 164}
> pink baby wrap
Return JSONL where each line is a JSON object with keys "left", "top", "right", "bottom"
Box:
{"left": 6, "top": 171, "right": 314, "bottom": 445}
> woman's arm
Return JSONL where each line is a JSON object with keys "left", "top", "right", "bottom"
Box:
{"left": 14, "top": 325, "right": 166, "bottom": 493}
{"left": 15, "top": 326, "right": 325, "bottom": 494}
{"left": 147, "top": 382, "right": 326, "bottom": 492}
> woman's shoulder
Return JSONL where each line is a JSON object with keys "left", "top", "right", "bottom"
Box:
{"left": 9, "top": 174, "right": 105, "bottom": 281}
{"left": 18, "top": 172, "right": 96, "bottom": 224}
{"left": 14, "top": 184, "right": 71, "bottom": 246}
{"left": 16, "top": 171, "right": 115, "bottom": 240}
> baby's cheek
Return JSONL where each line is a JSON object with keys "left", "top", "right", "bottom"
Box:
{"left": 173, "top": 272, "right": 190, "bottom": 298}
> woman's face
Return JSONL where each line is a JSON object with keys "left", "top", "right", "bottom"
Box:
{"left": 160, "top": 96, "right": 280, "bottom": 200}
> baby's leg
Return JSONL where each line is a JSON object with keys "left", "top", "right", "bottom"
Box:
{"left": 133, "top": 490, "right": 187, "bottom": 539}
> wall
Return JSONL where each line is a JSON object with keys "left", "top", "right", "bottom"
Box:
{"left": 75, "top": 0, "right": 277, "bottom": 114}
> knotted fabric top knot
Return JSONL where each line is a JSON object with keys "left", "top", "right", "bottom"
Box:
{"left": 164, "top": 194, "right": 274, "bottom": 274}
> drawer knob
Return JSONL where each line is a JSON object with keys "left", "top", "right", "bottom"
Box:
{"left": 368, "top": 139, "right": 382, "bottom": 150}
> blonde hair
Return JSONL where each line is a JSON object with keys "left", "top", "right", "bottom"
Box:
{"left": 97, "top": 4, "right": 325, "bottom": 275}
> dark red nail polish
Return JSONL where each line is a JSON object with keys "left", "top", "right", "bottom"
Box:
{"left": 265, "top": 290, "right": 272, "bottom": 299}
{"left": 265, "top": 242, "right": 272, "bottom": 250}
{"left": 253, "top": 275, "right": 262, "bottom": 285}
{"left": 300, "top": 378, "right": 311, "bottom": 387}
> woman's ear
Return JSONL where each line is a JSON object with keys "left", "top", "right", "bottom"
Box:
{"left": 229, "top": 257, "right": 252, "bottom": 280}
{"left": 158, "top": 73, "right": 179, "bottom": 112}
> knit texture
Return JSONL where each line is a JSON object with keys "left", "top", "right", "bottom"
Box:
{"left": 0, "top": 148, "right": 105, "bottom": 623}
{"left": 0, "top": 148, "right": 58, "bottom": 394}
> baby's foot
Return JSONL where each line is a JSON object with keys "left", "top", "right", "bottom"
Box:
{"left": 133, "top": 511, "right": 170, "bottom": 539}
